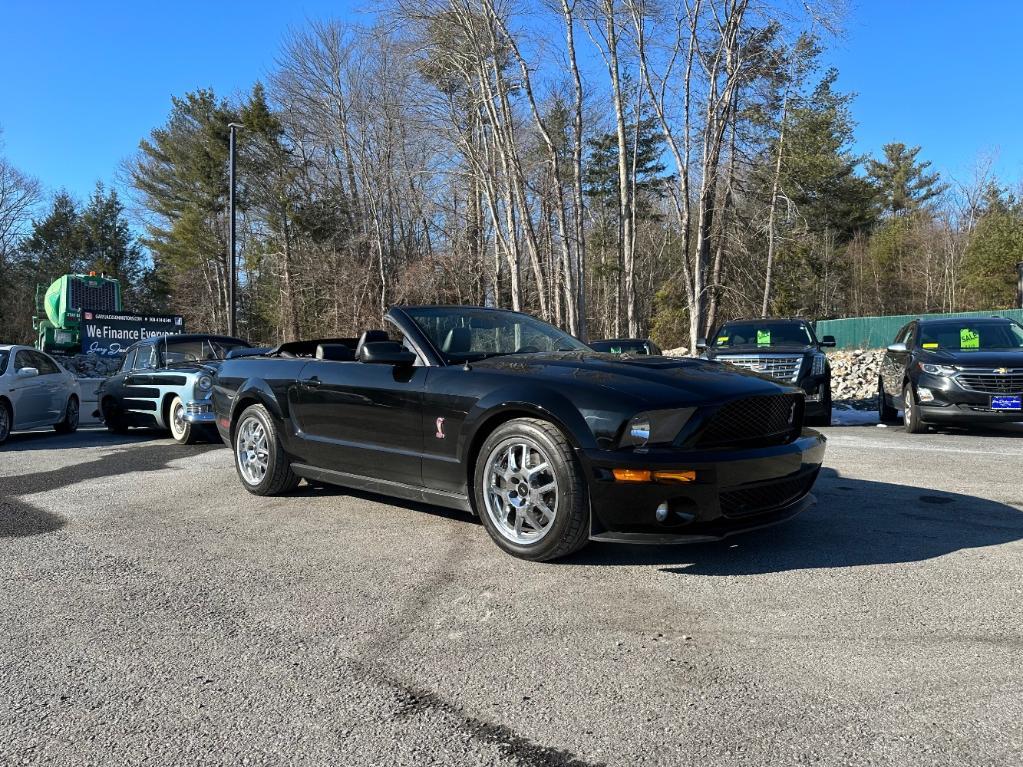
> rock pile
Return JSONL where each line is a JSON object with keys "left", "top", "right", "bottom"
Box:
{"left": 826, "top": 349, "right": 884, "bottom": 403}
{"left": 57, "top": 353, "right": 125, "bottom": 379}
{"left": 663, "top": 346, "right": 885, "bottom": 408}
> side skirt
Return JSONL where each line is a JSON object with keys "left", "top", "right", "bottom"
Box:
{"left": 290, "top": 463, "right": 473, "bottom": 513}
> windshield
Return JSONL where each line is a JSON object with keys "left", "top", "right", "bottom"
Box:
{"left": 0, "top": 350, "right": 8, "bottom": 376}
{"left": 159, "top": 338, "right": 250, "bottom": 364}
{"left": 713, "top": 321, "right": 815, "bottom": 348}
{"left": 591, "top": 340, "right": 653, "bottom": 355}
{"left": 404, "top": 307, "right": 589, "bottom": 363}
{"left": 918, "top": 321, "right": 1023, "bottom": 351}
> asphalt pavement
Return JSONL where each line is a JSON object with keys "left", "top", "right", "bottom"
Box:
{"left": 2, "top": 419, "right": 1022, "bottom": 766}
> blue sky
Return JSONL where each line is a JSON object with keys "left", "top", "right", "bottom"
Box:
{"left": 2, "top": 0, "right": 1021, "bottom": 202}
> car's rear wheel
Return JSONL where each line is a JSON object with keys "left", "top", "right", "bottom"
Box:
{"left": 234, "top": 404, "right": 300, "bottom": 495}
{"left": 54, "top": 396, "right": 79, "bottom": 434}
{"left": 0, "top": 401, "right": 10, "bottom": 446}
{"left": 168, "top": 396, "right": 197, "bottom": 445}
{"left": 903, "top": 383, "right": 927, "bottom": 434}
{"left": 878, "top": 377, "right": 899, "bottom": 424}
{"left": 473, "top": 418, "right": 589, "bottom": 561}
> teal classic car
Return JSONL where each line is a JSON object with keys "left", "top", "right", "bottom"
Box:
{"left": 95, "top": 334, "right": 250, "bottom": 444}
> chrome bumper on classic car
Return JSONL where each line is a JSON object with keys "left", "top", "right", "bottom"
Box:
{"left": 579, "top": 430, "right": 827, "bottom": 543}
{"left": 182, "top": 400, "right": 217, "bottom": 424}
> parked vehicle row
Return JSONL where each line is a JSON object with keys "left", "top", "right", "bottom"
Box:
{"left": 5, "top": 308, "right": 1021, "bottom": 560}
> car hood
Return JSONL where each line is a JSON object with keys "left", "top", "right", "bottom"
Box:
{"left": 164, "top": 360, "right": 225, "bottom": 375}
{"left": 921, "top": 349, "right": 1023, "bottom": 368}
{"left": 469, "top": 351, "right": 793, "bottom": 407}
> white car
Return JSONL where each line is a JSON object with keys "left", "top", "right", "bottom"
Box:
{"left": 0, "top": 344, "right": 82, "bottom": 446}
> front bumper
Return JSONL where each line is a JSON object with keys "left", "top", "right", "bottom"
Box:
{"left": 579, "top": 430, "right": 826, "bottom": 543}
{"left": 915, "top": 374, "right": 1023, "bottom": 423}
{"left": 182, "top": 400, "right": 217, "bottom": 425}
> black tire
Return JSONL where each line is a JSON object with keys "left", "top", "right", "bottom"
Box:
{"left": 0, "top": 400, "right": 10, "bottom": 446}
{"left": 167, "top": 396, "right": 198, "bottom": 445}
{"left": 472, "top": 418, "right": 589, "bottom": 562}
{"left": 807, "top": 387, "right": 832, "bottom": 427}
{"left": 878, "top": 377, "right": 899, "bottom": 424}
{"left": 103, "top": 399, "right": 130, "bottom": 434}
{"left": 233, "top": 404, "right": 300, "bottom": 496}
{"left": 54, "top": 395, "right": 80, "bottom": 434}
{"left": 903, "top": 382, "right": 927, "bottom": 434}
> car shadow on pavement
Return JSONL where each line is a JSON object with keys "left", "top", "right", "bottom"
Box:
{"left": 2, "top": 441, "right": 221, "bottom": 520}
{"left": 2, "top": 427, "right": 224, "bottom": 451}
{"left": 0, "top": 497, "right": 66, "bottom": 538}
{"left": 291, "top": 482, "right": 482, "bottom": 526}
{"left": 564, "top": 468, "right": 1023, "bottom": 574}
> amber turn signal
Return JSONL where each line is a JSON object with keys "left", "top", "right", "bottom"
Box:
{"left": 612, "top": 469, "right": 696, "bottom": 484}
{"left": 652, "top": 470, "right": 696, "bottom": 484}
{"left": 612, "top": 469, "right": 652, "bottom": 482}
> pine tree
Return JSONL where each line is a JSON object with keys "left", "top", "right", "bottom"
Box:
{"left": 867, "top": 143, "right": 948, "bottom": 216}
{"left": 962, "top": 186, "right": 1023, "bottom": 309}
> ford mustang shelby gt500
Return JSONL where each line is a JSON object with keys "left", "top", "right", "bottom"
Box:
{"left": 212, "top": 306, "right": 826, "bottom": 561}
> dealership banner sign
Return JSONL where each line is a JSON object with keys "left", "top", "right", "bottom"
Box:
{"left": 81, "top": 311, "right": 185, "bottom": 356}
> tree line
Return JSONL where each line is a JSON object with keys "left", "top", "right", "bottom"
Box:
{"left": 1, "top": 0, "right": 1021, "bottom": 351}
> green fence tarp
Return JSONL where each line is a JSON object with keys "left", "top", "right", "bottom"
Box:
{"left": 815, "top": 309, "right": 1023, "bottom": 350}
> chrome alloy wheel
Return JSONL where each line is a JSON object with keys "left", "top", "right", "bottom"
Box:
{"left": 67, "top": 398, "right": 79, "bottom": 429}
{"left": 236, "top": 416, "right": 269, "bottom": 485}
{"left": 0, "top": 404, "right": 9, "bottom": 441}
{"left": 483, "top": 438, "right": 559, "bottom": 545}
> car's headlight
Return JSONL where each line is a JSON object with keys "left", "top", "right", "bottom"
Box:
{"left": 618, "top": 408, "right": 696, "bottom": 449}
{"left": 812, "top": 353, "right": 826, "bottom": 376}
{"left": 196, "top": 374, "right": 213, "bottom": 391}
{"left": 918, "top": 363, "right": 956, "bottom": 376}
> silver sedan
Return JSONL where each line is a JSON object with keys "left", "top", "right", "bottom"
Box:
{"left": 0, "top": 344, "right": 81, "bottom": 446}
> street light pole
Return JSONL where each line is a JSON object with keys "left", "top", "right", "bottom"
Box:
{"left": 228, "top": 122, "right": 244, "bottom": 337}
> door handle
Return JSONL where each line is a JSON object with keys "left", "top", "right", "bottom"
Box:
{"left": 303, "top": 376, "right": 321, "bottom": 388}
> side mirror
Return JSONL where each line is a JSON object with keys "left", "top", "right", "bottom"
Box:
{"left": 820, "top": 335, "right": 837, "bottom": 348}
{"left": 16, "top": 366, "right": 39, "bottom": 379}
{"left": 886, "top": 342, "right": 908, "bottom": 354}
{"left": 360, "top": 341, "right": 416, "bottom": 367}
{"left": 695, "top": 337, "right": 708, "bottom": 351}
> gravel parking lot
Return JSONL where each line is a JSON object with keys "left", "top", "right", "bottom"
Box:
{"left": 2, "top": 420, "right": 1022, "bottom": 766}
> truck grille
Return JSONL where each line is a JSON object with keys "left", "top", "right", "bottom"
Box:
{"left": 694, "top": 393, "right": 803, "bottom": 449}
{"left": 716, "top": 354, "right": 803, "bottom": 382}
{"left": 720, "top": 472, "right": 817, "bottom": 518}
{"left": 956, "top": 369, "right": 1023, "bottom": 394}
{"left": 69, "top": 278, "right": 119, "bottom": 312}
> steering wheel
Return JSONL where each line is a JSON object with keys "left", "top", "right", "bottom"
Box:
{"left": 515, "top": 345, "right": 541, "bottom": 354}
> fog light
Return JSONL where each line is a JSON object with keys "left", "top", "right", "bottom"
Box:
{"left": 655, "top": 502, "right": 669, "bottom": 522}
{"left": 917, "top": 387, "right": 935, "bottom": 403}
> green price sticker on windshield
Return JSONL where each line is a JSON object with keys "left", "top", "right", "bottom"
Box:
{"left": 960, "top": 328, "right": 979, "bottom": 349}
{"left": 717, "top": 336, "right": 729, "bottom": 345}
{"left": 757, "top": 330, "right": 771, "bottom": 345}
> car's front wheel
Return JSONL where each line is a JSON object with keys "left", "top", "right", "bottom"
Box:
{"left": 473, "top": 418, "right": 589, "bottom": 561}
{"left": 54, "top": 396, "right": 79, "bottom": 434}
{"left": 233, "top": 404, "right": 300, "bottom": 495}
{"left": 102, "top": 399, "right": 130, "bottom": 434}
{"left": 168, "top": 396, "right": 197, "bottom": 445}
{"left": 878, "top": 377, "right": 899, "bottom": 424}
{"left": 0, "top": 401, "right": 10, "bottom": 446}
{"left": 903, "top": 383, "right": 927, "bottom": 434}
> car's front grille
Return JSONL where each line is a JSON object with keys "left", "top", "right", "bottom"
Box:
{"left": 694, "top": 393, "right": 803, "bottom": 449}
{"left": 720, "top": 472, "right": 817, "bottom": 518}
{"left": 716, "top": 354, "right": 803, "bottom": 382}
{"left": 956, "top": 369, "right": 1023, "bottom": 394}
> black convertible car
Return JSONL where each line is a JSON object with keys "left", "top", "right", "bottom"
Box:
{"left": 212, "top": 306, "right": 826, "bottom": 561}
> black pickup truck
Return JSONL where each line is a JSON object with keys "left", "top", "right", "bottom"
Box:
{"left": 700, "top": 319, "right": 836, "bottom": 426}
